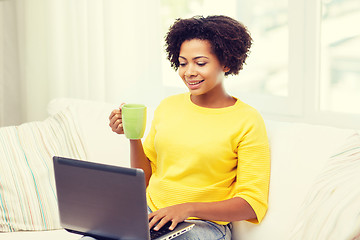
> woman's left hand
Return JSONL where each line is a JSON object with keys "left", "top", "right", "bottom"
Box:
{"left": 148, "top": 203, "right": 193, "bottom": 231}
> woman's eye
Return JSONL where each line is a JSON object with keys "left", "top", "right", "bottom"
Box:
{"left": 197, "top": 62, "right": 206, "bottom": 66}
{"left": 179, "top": 63, "right": 186, "bottom": 67}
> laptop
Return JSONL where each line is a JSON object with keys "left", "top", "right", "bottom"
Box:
{"left": 53, "top": 156, "right": 194, "bottom": 240}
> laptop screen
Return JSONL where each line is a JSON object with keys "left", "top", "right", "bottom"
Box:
{"left": 53, "top": 156, "right": 150, "bottom": 239}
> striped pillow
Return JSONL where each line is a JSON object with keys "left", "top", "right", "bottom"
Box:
{"left": 289, "top": 131, "right": 360, "bottom": 239}
{"left": 0, "top": 107, "right": 86, "bottom": 231}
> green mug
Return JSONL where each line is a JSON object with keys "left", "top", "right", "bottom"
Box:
{"left": 122, "top": 104, "right": 147, "bottom": 139}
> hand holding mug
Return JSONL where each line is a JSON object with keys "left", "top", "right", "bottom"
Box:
{"left": 109, "top": 103, "right": 147, "bottom": 139}
{"left": 109, "top": 103, "right": 125, "bottom": 135}
{"left": 121, "top": 104, "right": 147, "bottom": 139}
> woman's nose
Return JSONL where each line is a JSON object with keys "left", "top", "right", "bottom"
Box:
{"left": 184, "top": 64, "right": 197, "bottom": 77}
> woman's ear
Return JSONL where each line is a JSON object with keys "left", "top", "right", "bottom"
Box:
{"left": 223, "top": 66, "right": 230, "bottom": 73}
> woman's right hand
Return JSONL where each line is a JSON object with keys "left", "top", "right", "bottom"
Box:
{"left": 109, "top": 103, "right": 125, "bottom": 134}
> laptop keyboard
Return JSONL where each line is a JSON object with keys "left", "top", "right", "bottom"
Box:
{"left": 150, "top": 221, "right": 173, "bottom": 239}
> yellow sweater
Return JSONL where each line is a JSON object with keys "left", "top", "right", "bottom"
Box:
{"left": 143, "top": 93, "right": 270, "bottom": 224}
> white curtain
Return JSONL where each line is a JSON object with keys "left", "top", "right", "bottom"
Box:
{"left": 0, "top": 0, "right": 22, "bottom": 126}
{"left": 0, "top": 0, "right": 162, "bottom": 126}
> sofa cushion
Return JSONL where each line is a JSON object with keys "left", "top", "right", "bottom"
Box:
{"left": 288, "top": 131, "right": 360, "bottom": 239}
{"left": 0, "top": 107, "right": 86, "bottom": 231}
{"left": 232, "top": 120, "right": 355, "bottom": 239}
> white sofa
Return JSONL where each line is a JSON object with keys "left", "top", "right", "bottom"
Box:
{"left": 1, "top": 98, "right": 360, "bottom": 240}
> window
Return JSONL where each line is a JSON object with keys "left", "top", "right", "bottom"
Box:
{"left": 229, "top": 0, "right": 288, "bottom": 97}
{"left": 158, "top": 0, "right": 360, "bottom": 129}
{"left": 320, "top": 0, "right": 360, "bottom": 114}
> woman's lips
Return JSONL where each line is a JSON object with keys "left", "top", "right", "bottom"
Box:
{"left": 187, "top": 80, "right": 204, "bottom": 85}
{"left": 186, "top": 79, "right": 205, "bottom": 89}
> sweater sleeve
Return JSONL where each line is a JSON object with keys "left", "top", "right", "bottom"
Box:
{"left": 233, "top": 114, "right": 270, "bottom": 224}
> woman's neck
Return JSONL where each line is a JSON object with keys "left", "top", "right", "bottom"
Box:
{"left": 190, "top": 93, "right": 236, "bottom": 109}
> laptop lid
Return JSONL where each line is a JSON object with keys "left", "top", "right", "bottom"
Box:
{"left": 53, "top": 156, "right": 194, "bottom": 240}
{"left": 53, "top": 156, "right": 150, "bottom": 239}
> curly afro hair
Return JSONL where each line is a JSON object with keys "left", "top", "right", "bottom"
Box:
{"left": 165, "top": 15, "right": 252, "bottom": 76}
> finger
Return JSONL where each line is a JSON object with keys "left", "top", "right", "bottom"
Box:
{"left": 116, "top": 121, "right": 123, "bottom": 130}
{"left": 148, "top": 211, "right": 165, "bottom": 230}
{"left": 119, "top": 103, "right": 126, "bottom": 114}
{"left": 112, "top": 120, "right": 124, "bottom": 133}
{"left": 111, "top": 119, "right": 120, "bottom": 130}
{"left": 109, "top": 114, "right": 121, "bottom": 128}
{"left": 153, "top": 218, "right": 171, "bottom": 231}
{"left": 148, "top": 215, "right": 160, "bottom": 230}
{"left": 148, "top": 219, "right": 156, "bottom": 230}
{"left": 109, "top": 118, "right": 118, "bottom": 130}
{"left": 109, "top": 111, "right": 114, "bottom": 121}
{"left": 169, "top": 221, "right": 178, "bottom": 231}
{"left": 113, "top": 118, "right": 122, "bottom": 127}
{"left": 148, "top": 211, "right": 155, "bottom": 220}
{"left": 115, "top": 121, "right": 124, "bottom": 133}
{"left": 110, "top": 113, "right": 122, "bottom": 126}
{"left": 109, "top": 117, "right": 122, "bottom": 133}
{"left": 109, "top": 109, "right": 120, "bottom": 120}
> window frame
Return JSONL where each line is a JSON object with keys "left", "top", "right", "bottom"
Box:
{"left": 236, "top": 0, "right": 360, "bottom": 129}
{"left": 301, "top": 0, "right": 360, "bottom": 129}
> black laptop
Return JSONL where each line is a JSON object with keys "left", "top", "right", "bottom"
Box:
{"left": 53, "top": 156, "right": 194, "bottom": 240}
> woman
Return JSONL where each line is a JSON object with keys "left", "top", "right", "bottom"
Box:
{"left": 109, "top": 15, "right": 270, "bottom": 239}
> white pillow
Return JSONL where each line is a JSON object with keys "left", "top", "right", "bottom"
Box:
{"left": 288, "top": 132, "right": 360, "bottom": 239}
{"left": 0, "top": 107, "right": 86, "bottom": 231}
{"left": 47, "top": 98, "right": 131, "bottom": 167}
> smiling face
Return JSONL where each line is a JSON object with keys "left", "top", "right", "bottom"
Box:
{"left": 178, "top": 39, "right": 229, "bottom": 98}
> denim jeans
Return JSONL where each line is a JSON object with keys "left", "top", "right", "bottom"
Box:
{"left": 175, "top": 219, "right": 232, "bottom": 240}
{"left": 80, "top": 207, "right": 232, "bottom": 240}
{"left": 81, "top": 221, "right": 231, "bottom": 240}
